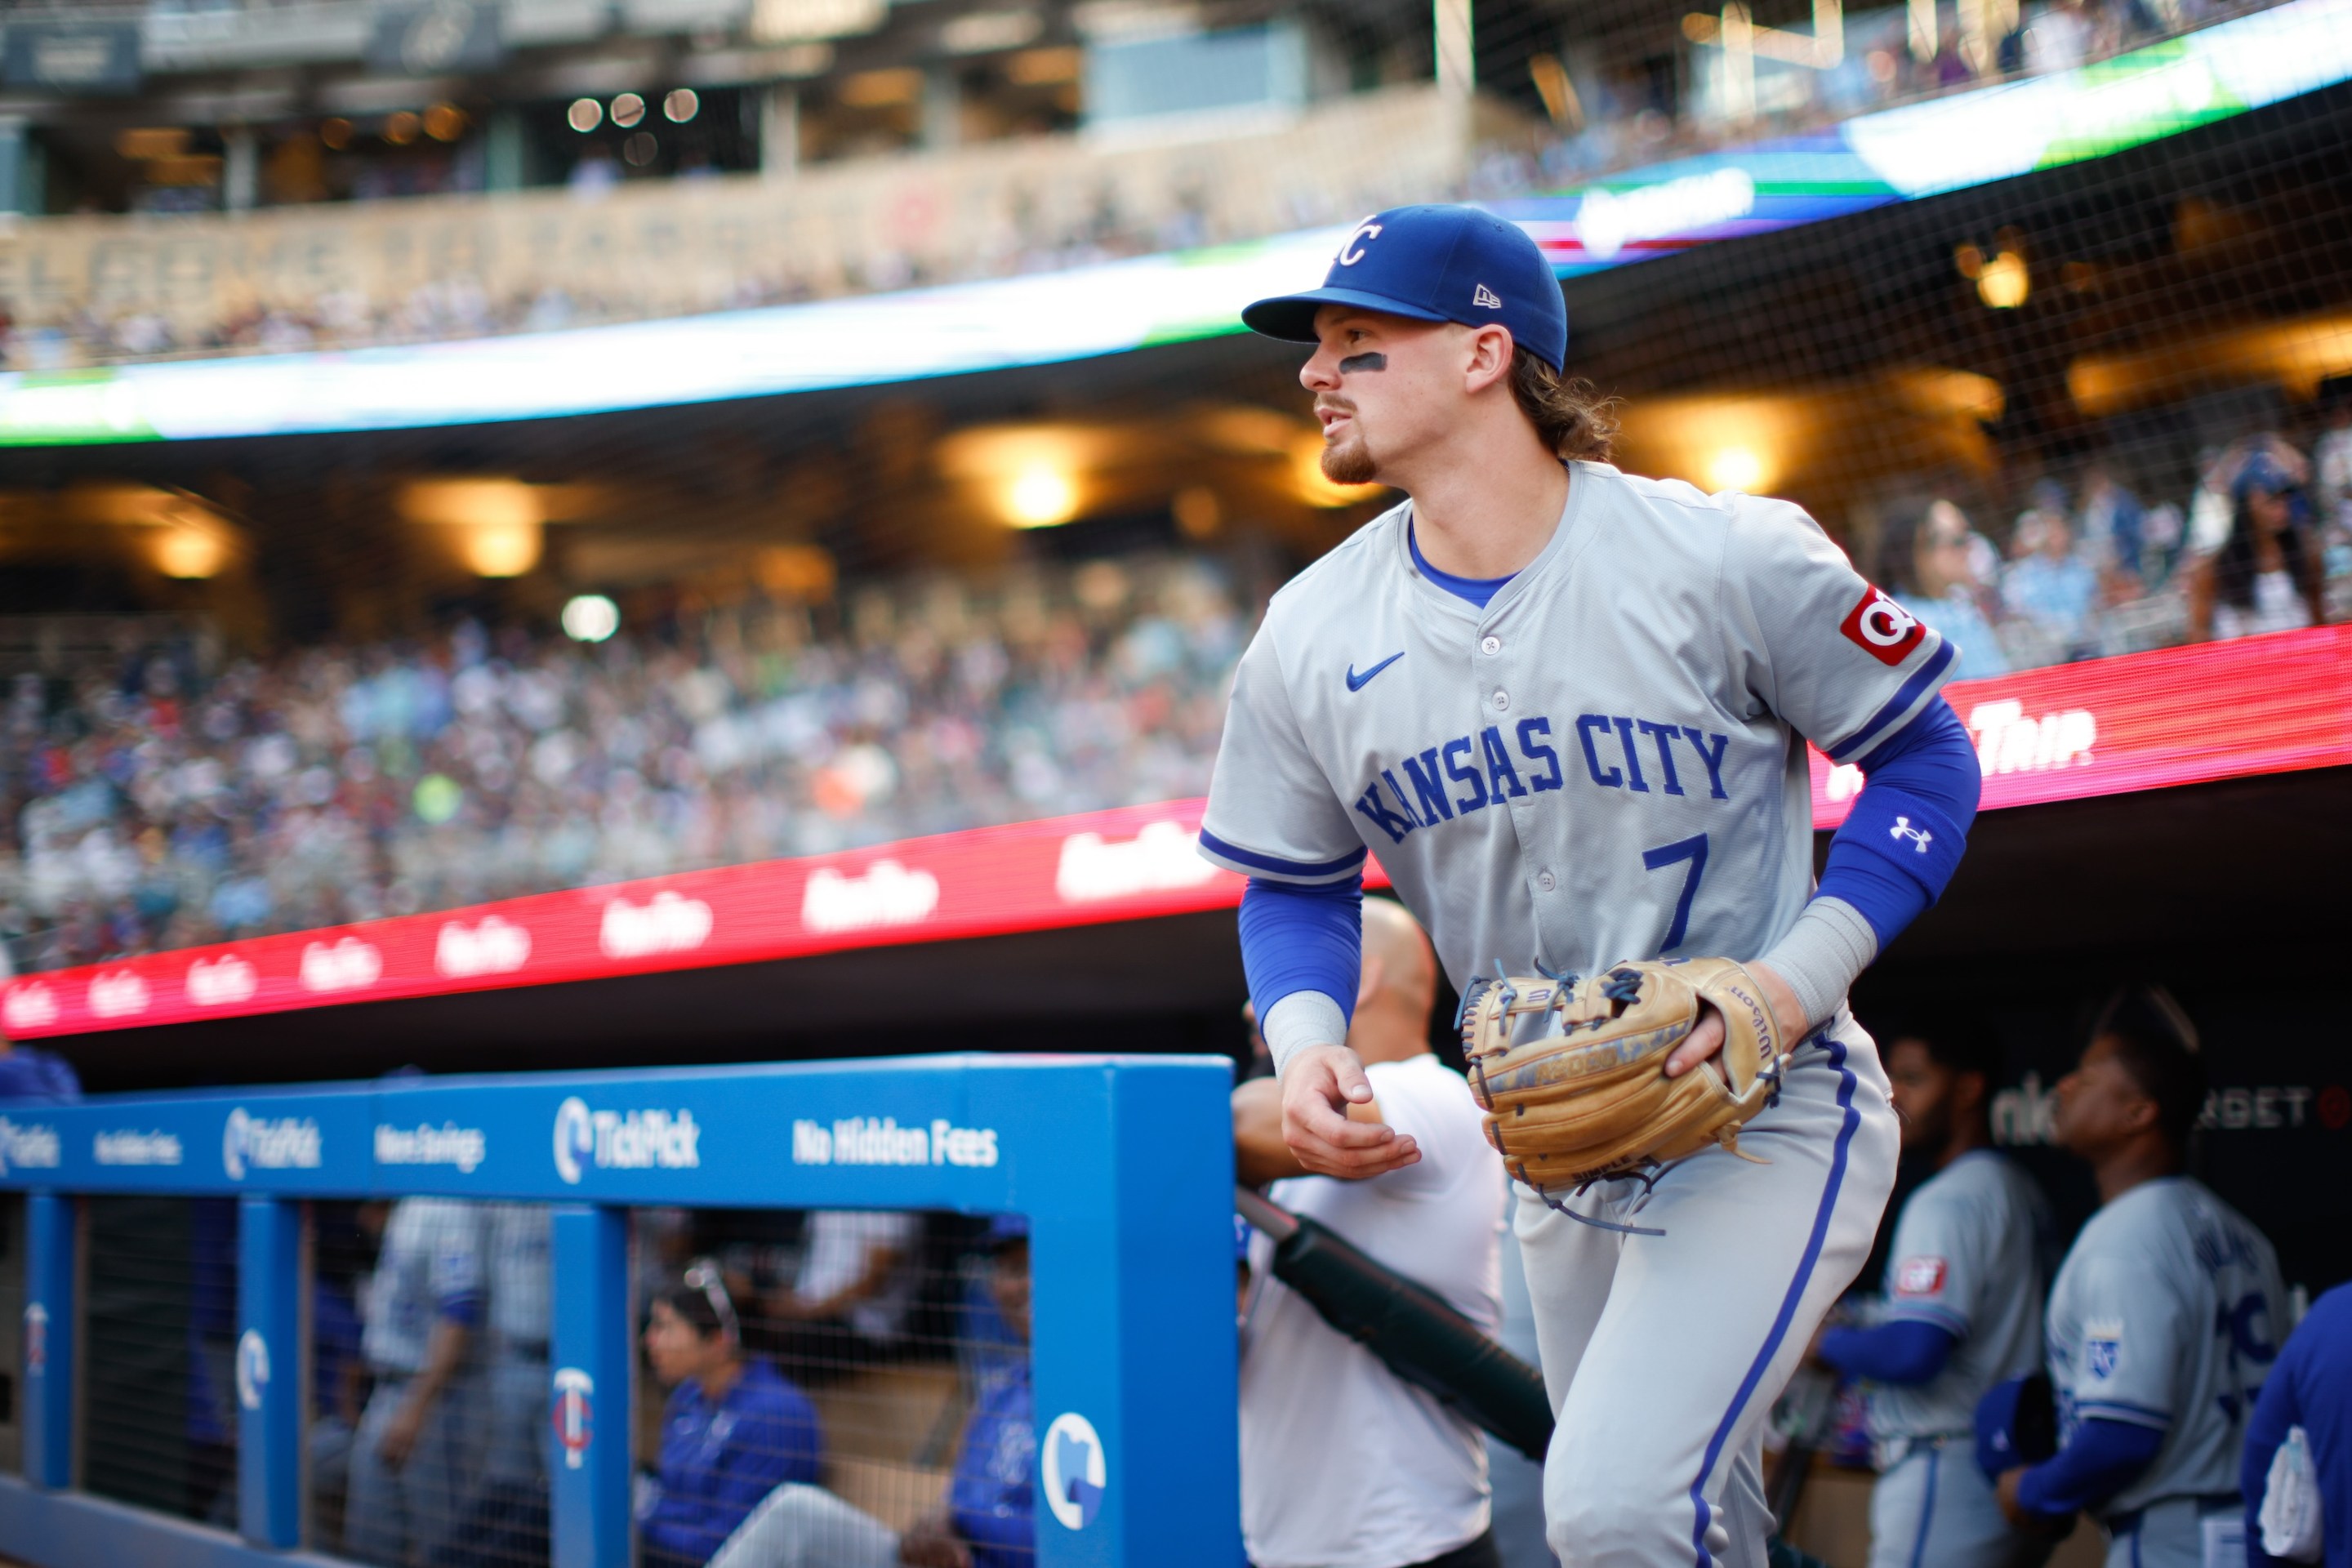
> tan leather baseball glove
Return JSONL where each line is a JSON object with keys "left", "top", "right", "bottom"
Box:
{"left": 1460, "top": 957, "right": 1794, "bottom": 1205}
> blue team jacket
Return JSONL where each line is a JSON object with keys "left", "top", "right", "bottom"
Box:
{"left": 2245, "top": 1285, "right": 2352, "bottom": 1568}
{"left": 951, "top": 1360, "right": 1038, "bottom": 1568}
{"left": 639, "top": 1359, "right": 823, "bottom": 1563}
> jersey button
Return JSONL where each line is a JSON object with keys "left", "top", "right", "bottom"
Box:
{"left": 1481, "top": 635, "right": 1501, "bottom": 656}
{"left": 1492, "top": 689, "right": 1509, "bottom": 712}
{"left": 1536, "top": 870, "right": 1557, "bottom": 893}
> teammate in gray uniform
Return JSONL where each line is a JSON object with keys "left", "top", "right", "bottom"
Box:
{"left": 1990, "top": 996, "right": 2284, "bottom": 1568}
{"left": 1815, "top": 1018, "right": 2054, "bottom": 1568}
{"left": 1200, "top": 204, "right": 1985, "bottom": 1568}
{"left": 478, "top": 1204, "right": 554, "bottom": 1516}
{"left": 347, "top": 1196, "right": 491, "bottom": 1568}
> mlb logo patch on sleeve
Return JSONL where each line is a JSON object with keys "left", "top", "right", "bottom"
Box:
{"left": 1894, "top": 1256, "right": 1947, "bottom": 1296}
{"left": 1840, "top": 587, "right": 1926, "bottom": 666}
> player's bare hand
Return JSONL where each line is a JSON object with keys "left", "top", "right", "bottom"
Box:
{"left": 1666, "top": 961, "right": 1804, "bottom": 1077}
{"left": 1281, "top": 1044, "right": 1419, "bottom": 1178}
{"left": 376, "top": 1398, "right": 425, "bottom": 1471}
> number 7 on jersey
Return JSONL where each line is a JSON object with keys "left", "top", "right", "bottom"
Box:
{"left": 1642, "top": 834, "right": 1709, "bottom": 951}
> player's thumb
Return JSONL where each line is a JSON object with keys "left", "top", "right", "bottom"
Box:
{"left": 1330, "top": 1052, "right": 1374, "bottom": 1103}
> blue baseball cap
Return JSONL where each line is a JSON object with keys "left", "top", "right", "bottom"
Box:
{"left": 1242, "top": 205, "right": 1568, "bottom": 371}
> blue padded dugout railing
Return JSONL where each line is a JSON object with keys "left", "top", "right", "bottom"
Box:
{"left": 0, "top": 1053, "right": 1241, "bottom": 1568}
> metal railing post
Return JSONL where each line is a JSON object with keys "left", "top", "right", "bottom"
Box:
{"left": 22, "top": 1191, "right": 74, "bottom": 1490}
{"left": 236, "top": 1196, "right": 302, "bottom": 1548}
{"left": 550, "top": 1205, "right": 630, "bottom": 1568}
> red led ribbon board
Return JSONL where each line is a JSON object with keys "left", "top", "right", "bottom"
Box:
{"left": 1808, "top": 625, "right": 2352, "bottom": 825}
{"left": 7, "top": 627, "right": 2347, "bottom": 1040}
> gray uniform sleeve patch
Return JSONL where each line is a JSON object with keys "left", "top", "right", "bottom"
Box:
{"left": 1717, "top": 496, "right": 1957, "bottom": 761}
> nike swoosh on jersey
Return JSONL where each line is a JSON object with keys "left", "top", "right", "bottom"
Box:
{"left": 1345, "top": 652, "right": 1405, "bottom": 691}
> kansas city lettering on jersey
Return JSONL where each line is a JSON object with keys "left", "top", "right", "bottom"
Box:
{"left": 1351, "top": 713, "right": 1734, "bottom": 844}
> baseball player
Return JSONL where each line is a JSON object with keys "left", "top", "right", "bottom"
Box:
{"left": 1989, "top": 995, "right": 2285, "bottom": 1568}
{"left": 346, "top": 1196, "right": 490, "bottom": 1568}
{"left": 1200, "top": 203, "right": 1984, "bottom": 1568}
{"left": 1813, "top": 1018, "right": 2054, "bottom": 1568}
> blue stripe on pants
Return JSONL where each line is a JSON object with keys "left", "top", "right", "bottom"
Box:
{"left": 1686, "top": 1039, "right": 1863, "bottom": 1568}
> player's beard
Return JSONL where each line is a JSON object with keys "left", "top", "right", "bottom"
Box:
{"left": 1321, "top": 425, "right": 1377, "bottom": 485}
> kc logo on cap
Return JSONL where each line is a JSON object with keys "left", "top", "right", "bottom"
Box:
{"left": 1240, "top": 203, "right": 1570, "bottom": 371}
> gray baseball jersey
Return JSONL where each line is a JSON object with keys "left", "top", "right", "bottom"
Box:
{"left": 2045, "top": 1176, "right": 2284, "bottom": 1518}
{"left": 363, "top": 1197, "right": 488, "bottom": 1374}
{"left": 1867, "top": 1150, "right": 2053, "bottom": 1448}
{"left": 1199, "top": 462, "right": 1956, "bottom": 992}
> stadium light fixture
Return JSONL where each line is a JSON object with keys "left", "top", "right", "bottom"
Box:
{"left": 384, "top": 111, "right": 421, "bottom": 145}
{"left": 1977, "top": 251, "right": 2029, "bottom": 309}
{"left": 611, "top": 92, "right": 648, "bottom": 129}
{"left": 398, "top": 477, "right": 590, "bottom": 577}
{"left": 568, "top": 97, "right": 604, "bottom": 132}
{"left": 1704, "top": 446, "right": 1769, "bottom": 493}
{"left": 424, "top": 104, "right": 467, "bottom": 142}
{"left": 154, "top": 525, "right": 227, "bottom": 580}
{"left": 562, "top": 595, "right": 621, "bottom": 643}
{"left": 664, "top": 89, "right": 700, "bottom": 123}
{"left": 151, "top": 501, "right": 235, "bottom": 580}
{"left": 460, "top": 521, "right": 542, "bottom": 577}
{"left": 1004, "top": 466, "right": 1080, "bottom": 528}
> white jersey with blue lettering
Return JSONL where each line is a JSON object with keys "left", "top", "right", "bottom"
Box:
{"left": 1198, "top": 461, "right": 1955, "bottom": 996}
{"left": 1867, "top": 1150, "right": 2054, "bottom": 1448}
{"left": 2045, "top": 1176, "right": 2285, "bottom": 1519}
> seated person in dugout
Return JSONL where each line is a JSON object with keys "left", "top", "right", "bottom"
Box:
{"left": 639, "top": 1263, "right": 826, "bottom": 1568}
{"left": 705, "top": 1216, "right": 1038, "bottom": 1568}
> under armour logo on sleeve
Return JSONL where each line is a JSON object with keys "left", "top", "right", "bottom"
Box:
{"left": 1890, "top": 817, "right": 1933, "bottom": 853}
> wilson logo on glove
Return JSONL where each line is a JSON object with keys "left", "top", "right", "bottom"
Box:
{"left": 1460, "top": 958, "right": 1793, "bottom": 1233}
{"left": 1839, "top": 586, "right": 1924, "bottom": 666}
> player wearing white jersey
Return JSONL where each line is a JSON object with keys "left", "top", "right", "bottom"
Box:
{"left": 1815, "top": 1020, "right": 2054, "bottom": 1568}
{"left": 1200, "top": 205, "right": 1986, "bottom": 1568}
{"left": 1991, "top": 996, "right": 2285, "bottom": 1568}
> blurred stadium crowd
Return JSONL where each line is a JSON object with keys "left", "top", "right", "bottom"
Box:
{"left": 2, "top": 421, "right": 2344, "bottom": 978}
{"left": 0, "top": 554, "right": 1246, "bottom": 973}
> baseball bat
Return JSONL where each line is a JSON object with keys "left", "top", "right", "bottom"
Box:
{"left": 1236, "top": 1185, "right": 1555, "bottom": 1461}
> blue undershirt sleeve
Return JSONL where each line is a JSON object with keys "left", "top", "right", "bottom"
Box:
{"left": 1816, "top": 1320, "right": 1958, "bottom": 1386}
{"left": 1817, "top": 697, "right": 1980, "bottom": 948}
{"left": 2016, "top": 1418, "right": 2167, "bottom": 1519}
{"left": 1237, "top": 875, "right": 1365, "bottom": 1033}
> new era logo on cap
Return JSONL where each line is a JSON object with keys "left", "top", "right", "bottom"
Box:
{"left": 1473, "top": 284, "right": 1503, "bottom": 308}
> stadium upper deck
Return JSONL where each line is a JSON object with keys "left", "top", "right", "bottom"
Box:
{"left": 0, "top": 0, "right": 2322, "bottom": 374}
